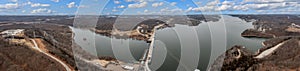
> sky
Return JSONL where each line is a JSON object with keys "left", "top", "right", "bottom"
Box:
{"left": 0, "top": 0, "right": 299, "bottom": 15}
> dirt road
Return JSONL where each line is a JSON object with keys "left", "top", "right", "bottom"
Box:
{"left": 30, "top": 39, "right": 73, "bottom": 71}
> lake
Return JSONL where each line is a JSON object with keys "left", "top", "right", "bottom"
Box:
{"left": 71, "top": 15, "right": 265, "bottom": 71}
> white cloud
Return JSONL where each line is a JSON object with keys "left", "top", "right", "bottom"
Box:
{"left": 112, "top": 9, "right": 118, "bottom": 12}
{"left": 216, "top": 1, "right": 235, "bottom": 11}
{"left": 152, "top": 2, "right": 163, "bottom": 7}
{"left": 67, "top": 2, "right": 75, "bottom": 8}
{"left": 221, "top": 1, "right": 234, "bottom": 5}
{"left": 23, "top": 1, "right": 32, "bottom": 5}
{"left": 186, "top": 7, "right": 193, "bottom": 12}
{"left": 217, "top": 4, "right": 232, "bottom": 11}
{"left": 125, "top": 0, "right": 145, "bottom": 2}
{"left": 31, "top": 8, "right": 53, "bottom": 14}
{"left": 31, "top": 3, "right": 50, "bottom": 7}
{"left": 78, "top": 5, "right": 88, "bottom": 8}
{"left": 170, "top": 2, "right": 177, "bottom": 6}
{"left": 117, "top": 5, "right": 125, "bottom": 8}
{"left": 0, "top": 3, "right": 19, "bottom": 9}
{"left": 243, "top": 0, "right": 288, "bottom": 3}
{"left": 144, "top": 9, "right": 148, "bottom": 13}
{"left": 192, "top": 6, "right": 216, "bottom": 11}
{"left": 114, "top": 1, "right": 121, "bottom": 4}
{"left": 195, "top": 2, "right": 201, "bottom": 5}
{"left": 125, "top": 0, "right": 134, "bottom": 2}
{"left": 237, "top": 0, "right": 300, "bottom": 12}
{"left": 191, "top": 0, "right": 220, "bottom": 11}
{"left": 233, "top": 2, "right": 297, "bottom": 11}
{"left": 190, "top": 0, "right": 220, "bottom": 11}
{"left": 189, "top": 0, "right": 300, "bottom": 12}
{"left": 206, "top": 0, "right": 220, "bottom": 6}
{"left": 51, "top": 0, "right": 59, "bottom": 2}
{"left": 160, "top": 8, "right": 184, "bottom": 13}
{"left": 128, "top": 2, "right": 147, "bottom": 8}
{"left": 11, "top": 0, "right": 17, "bottom": 2}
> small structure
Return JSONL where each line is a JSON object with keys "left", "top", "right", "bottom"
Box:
{"left": 0, "top": 29, "right": 26, "bottom": 44}
{"left": 0, "top": 29, "right": 24, "bottom": 38}
{"left": 136, "top": 24, "right": 150, "bottom": 34}
{"left": 194, "top": 69, "right": 200, "bottom": 71}
{"left": 122, "top": 65, "right": 134, "bottom": 70}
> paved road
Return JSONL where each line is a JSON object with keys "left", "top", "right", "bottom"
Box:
{"left": 142, "top": 24, "right": 165, "bottom": 71}
{"left": 30, "top": 39, "right": 72, "bottom": 71}
{"left": 255, "top": 41, "right": 287, "bottom": 58}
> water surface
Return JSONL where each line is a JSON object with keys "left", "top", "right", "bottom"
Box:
{"left": 72, "top": 15, "right": 265, "bottom": 71}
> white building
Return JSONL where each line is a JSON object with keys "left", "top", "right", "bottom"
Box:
{"left": 0, "top": 29, "right": 24, "bottom": 37}
{"left": 122, "top": 65, "right": 134, "bottom": 70}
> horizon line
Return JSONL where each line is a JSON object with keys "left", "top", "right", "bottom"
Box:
{"left": 0, "top": 14, "right": 299, "bottom": 16}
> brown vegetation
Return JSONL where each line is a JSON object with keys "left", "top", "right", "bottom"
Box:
{"left": 0, "top": 37, "right": 65, "bottom": 71}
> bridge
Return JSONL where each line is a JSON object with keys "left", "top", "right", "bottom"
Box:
{"left": 138, "top": 24, "right": 164, "bottom": 71}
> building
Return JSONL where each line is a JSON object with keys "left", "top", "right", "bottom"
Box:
{"left": 0, "top": 29, "right": 24, "bottom": 38}
{"left": 136, "top": 24, "right": 150, "bottom": 34}
{"left": 122, "top": 65, "right": 134, "bottom": 70}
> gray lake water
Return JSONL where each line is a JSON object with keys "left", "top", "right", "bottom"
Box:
{"left": 72, "top": 15, "right": 265, "bottom": 71}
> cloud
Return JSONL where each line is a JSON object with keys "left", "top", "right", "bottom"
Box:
{"left": 112, "top": 8, "right": 118, "bottom": 12}
{"left": 233, "top": 2, "right": 298, "bottom": 11}
{"left": 242, "top": 0, "right": 298, "bottom": 3}
{"left": 190, "top": 0, "right": 300, "bottom": 12}
{"left": 31, "top": 3, "right": 50, "bottom": 7}
{"left": 51, "top": 0, "right": 59, "bottom": 2}
{"left": 192, "top": 6, "right": 215, "bottom": 11}
{"left": 206, "top": 0, "right": 220, "bottom": 6}
{"left": 0, "top": 3, "right": 19, "bottom": 9}
{"left": 67, "top": 2, "right": 76, "bottom": 8}
{"left": 114, "top": 1, "right": 121, "bottom": 4}
{"left": 78, "top": 5, "right": 88, "bottom": 8}
{"left": 160, "top": 7, "right": 184, "bottom": 13}
{"left": 11, "top": 0, "right": 17, "bottom": 2}
{"left": 221, "top": 1, "right": 234, "bottom": 5}
{"left": 217, "top": 4, "right": 232, "bottom": 11}
{"left": 190, "top": 0, "right": 221, "bottom": 11}
{"left": 191, "top": 0, "right": 219, "bottom": 11}
{"left": 195, "top": 2, "right": 201, "bottom": 5}
{"left": 192, "top": 0, "right": 299, "bottom": 12}
{"left": 125, "top": 0, "right": 145, "bottom": 2}
{"left": 144, "top": 9, "right": 148, "bottom": 13}
{"left": 170, "top": 2, "right": 177, "bottom": 6}
{"left": 117, "top": 5, "right": 125, "bottom": 8}
{"left": 152, "top": 2, "right": 163, "bottom": 7}
{"left": 128, "top": 2, "right": 147, "bottom": 8}
{"left": 186, "top": 7, "right": 193, "bottom": 12}
{"left": 216, "top": 1, "right": 235, "bottom": 11}
{"left": 31, "top": 8, "right": 53, "bottom": 14}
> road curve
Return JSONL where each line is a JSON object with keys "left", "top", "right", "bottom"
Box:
{"left": 255, "top": 41, "right": 287, "bottom": 59}
{"left": 30, "top": 39, "right": 72, "bottom": 71}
